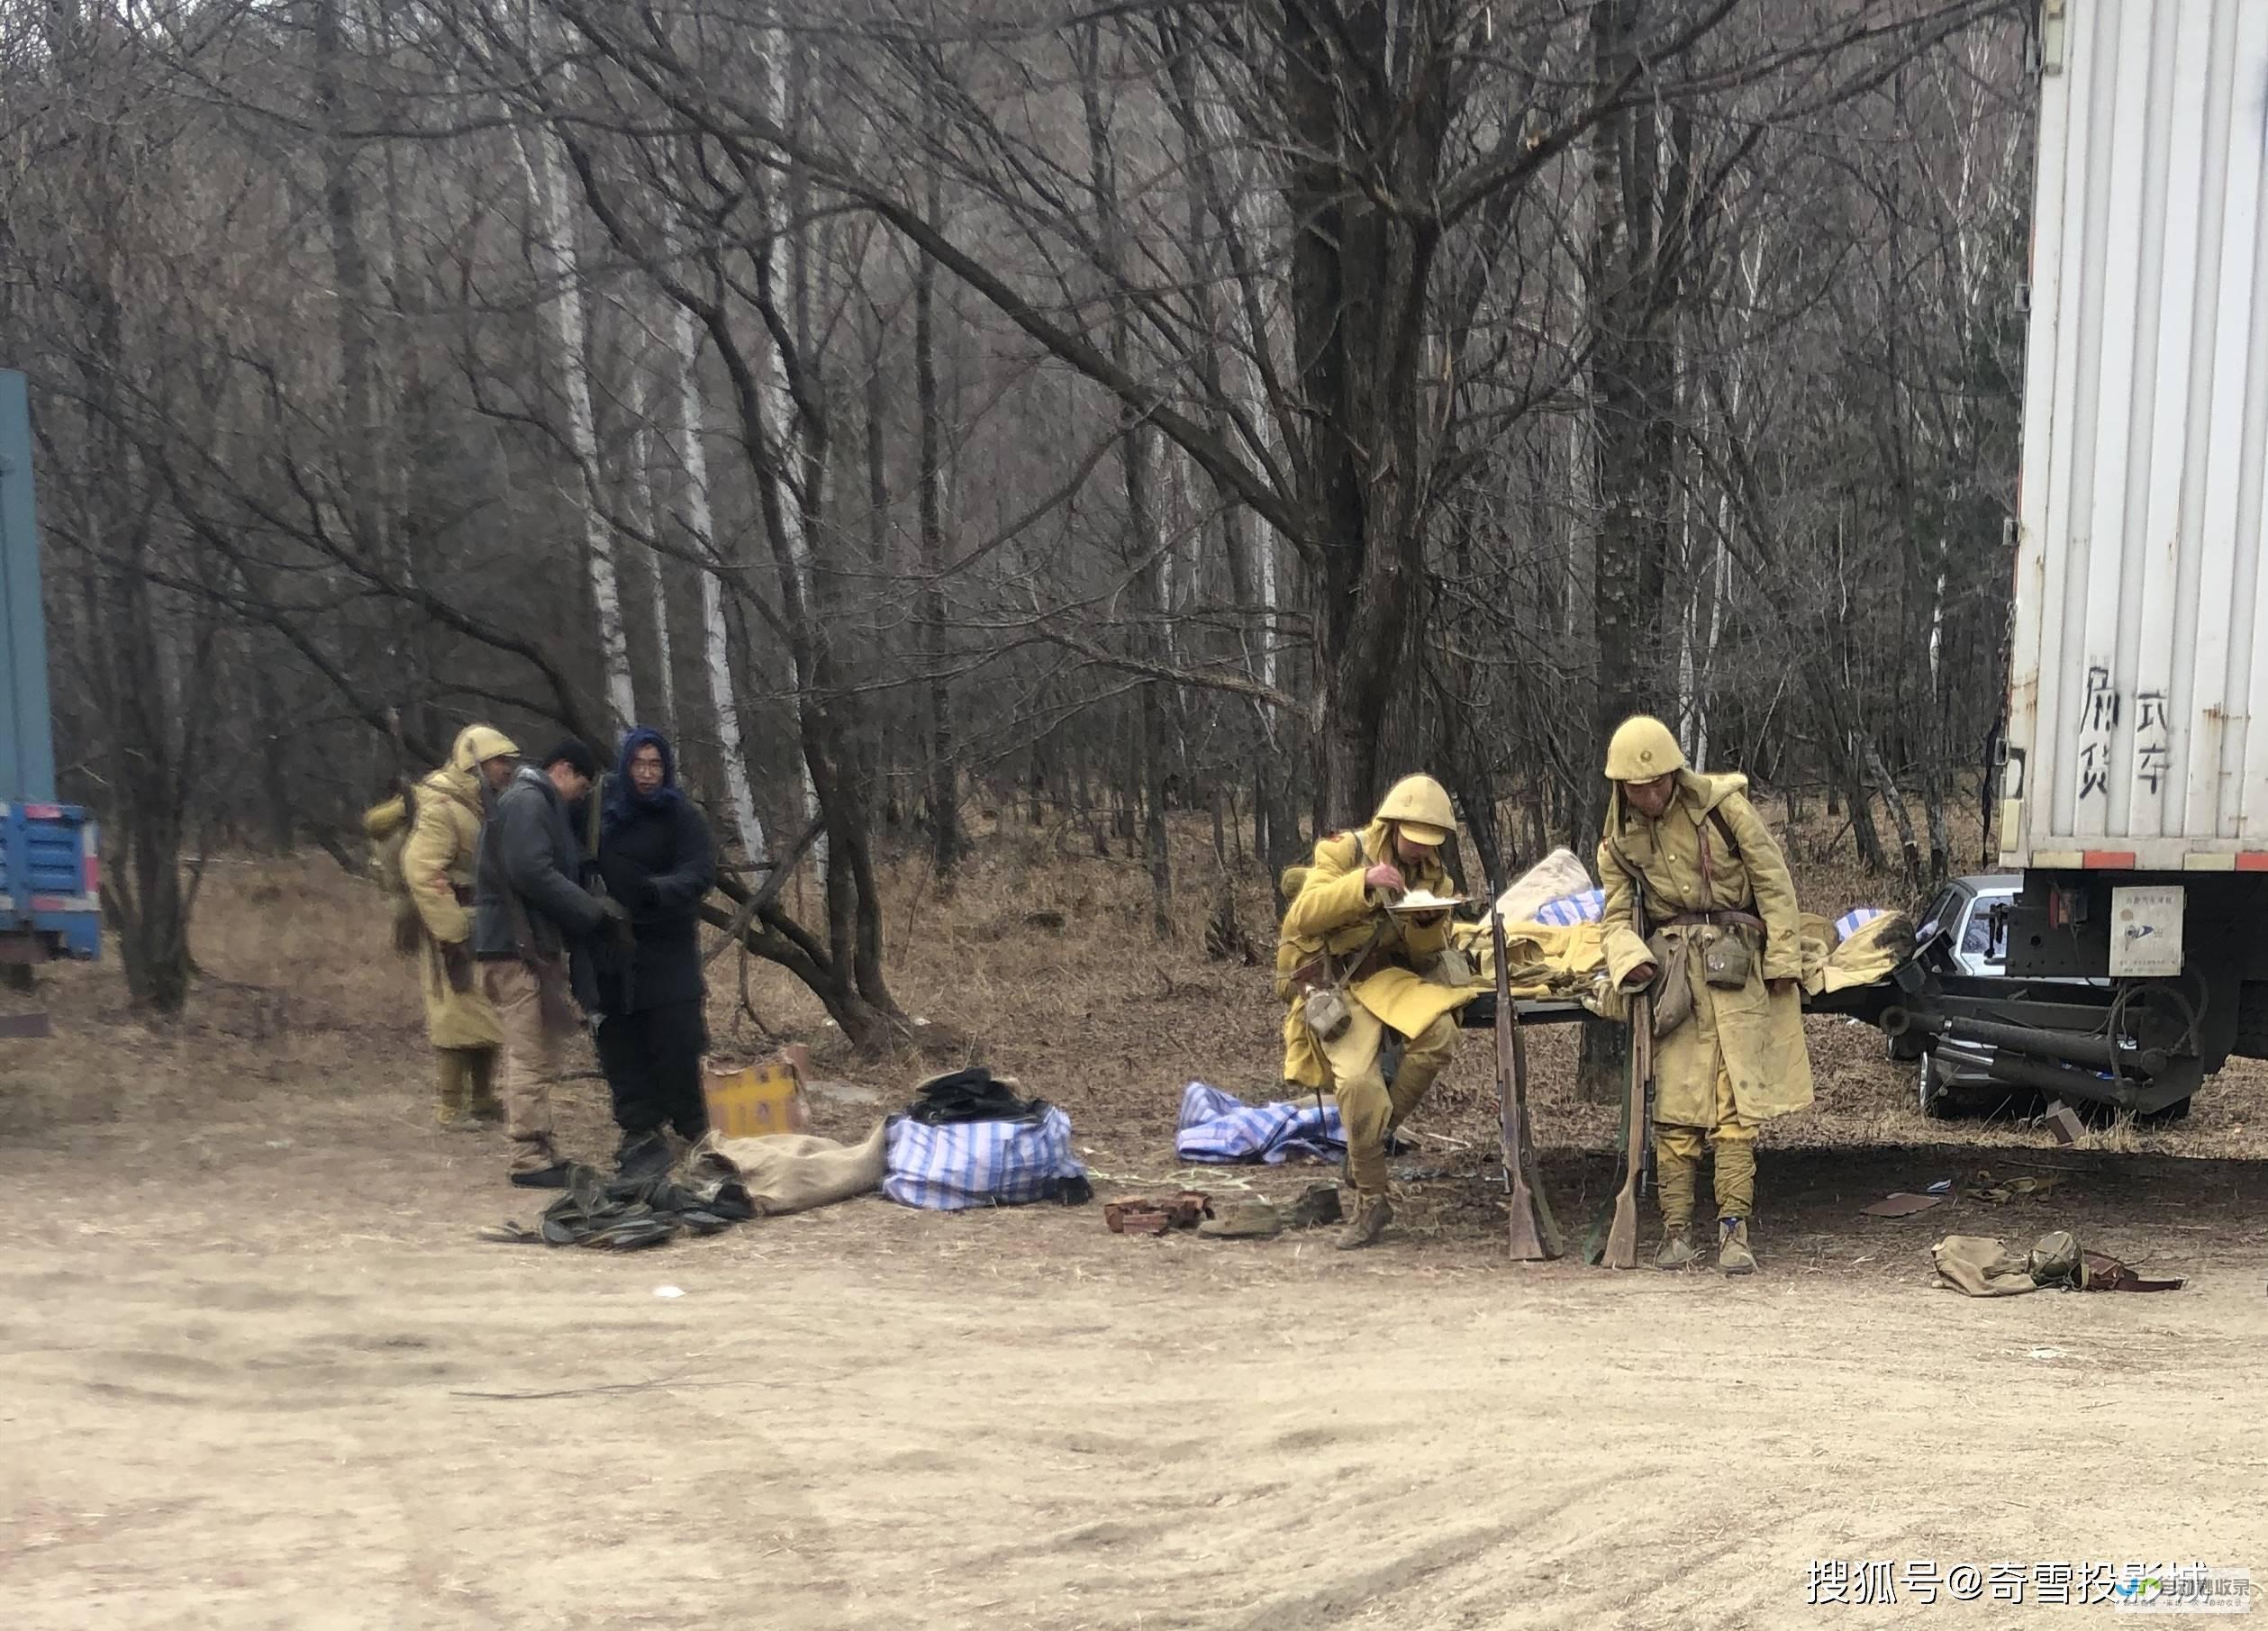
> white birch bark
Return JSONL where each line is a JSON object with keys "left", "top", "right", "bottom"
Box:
{"left": 672, "top": 299, "right": 767, "bottom": 859}
{"left": 513, "top": 117, "right": 637, "bottom": 734}
{"left": 631, "top": 367, "right": 677, "bottom": 738}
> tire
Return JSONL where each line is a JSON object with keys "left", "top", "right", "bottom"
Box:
{"left": 2140, "top": 1096, "right": 2193, "bottom": 1128}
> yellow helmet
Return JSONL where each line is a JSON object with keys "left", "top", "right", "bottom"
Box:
{"left": 450, "top": 724, "right": 521, "bottom": 774}
{"left": 1373, "top": 774, "right": 1456, "bottom": 847}
{"left": 1605, "top": 716, "right": 1685, "bottom": 781}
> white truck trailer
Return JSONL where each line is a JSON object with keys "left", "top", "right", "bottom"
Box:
{"left": 1888, "top": 0, "right": 2268, "bottom": 1114}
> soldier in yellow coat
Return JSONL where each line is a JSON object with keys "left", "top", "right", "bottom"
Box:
{"left": 367, "top": 725, "right": 521, "bottom": 1128}
{"left": 1279, "top": 775, "right": 1475, "bottom": 1250}
{"left": 1598, "top": 717, "right": 1812, "bottom": 1274}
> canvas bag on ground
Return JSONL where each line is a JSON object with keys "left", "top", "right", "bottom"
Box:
{"left": 693, "top": 1121, "right": 887, "bottom": 1216}
{"left": 884, "top": 1105, "right": 1087, "bottom": 1210}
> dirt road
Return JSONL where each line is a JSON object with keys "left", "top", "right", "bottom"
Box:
{"left": 4, "top": 1088, "right": 2263, "bottom": 1631}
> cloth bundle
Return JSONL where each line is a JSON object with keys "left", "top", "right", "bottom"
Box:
{"left": 1533, "top": 888, "right": 1604, "bottom": 926}
{"left": 693, "top": 1121, "right": 888, "bottom": 1215}
{"left": 905, "top": 1066, "right": 1049, "bottom": 1126}
{"left": 1834, "top": 906, "right": 1889, "bottom": 942}
{"left": 1466, "top": 844, "right": 1914, "bottom": 1007}
{"left": 1175, "top": 1081, "right": 1347, "bottom": 1164}
{"left": 1489, "top": 848, "right": 1596, "bottom": 926}
{"left": 1930, "top": 1231, "right": 2184, "bottom": 1295}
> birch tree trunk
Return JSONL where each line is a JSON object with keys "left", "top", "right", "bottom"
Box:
{"left": 756, "top": 28, "right": 826, "bottom": 874}
{"left": 631, "top": 365, "right": 678, "bottom": 738}
{"left": 512, "top": 115, "right": 637, "bottom": 735}
{"left": 672, "top": 299, "right": 765, "bottom": 859}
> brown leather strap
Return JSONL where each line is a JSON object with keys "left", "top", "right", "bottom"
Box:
{"left": 1610, "top": 800, "right": 1745, "bottom": 927}
{"left": 1291, "top": 902, "right": 1393, "bottom": 996}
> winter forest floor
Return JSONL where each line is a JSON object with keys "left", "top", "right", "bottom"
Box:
{"left": 3, "top": 814, "right": 2265, "bottom": 1629}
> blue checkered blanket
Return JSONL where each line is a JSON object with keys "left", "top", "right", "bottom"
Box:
{"left": 1834, "top": 907, "right": 1889, "bottom": 942}
{"left": 883, "top": 1108, "right": 1087, "bottom": 1210}
{"left": 1175, "top": 1082, "right": 1347, "bottom": 1164}
{"left": 1534, "top": 887, "right": 1604, "bottom": 925}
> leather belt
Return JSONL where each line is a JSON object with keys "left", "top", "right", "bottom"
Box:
{"left": 1663, "top": 909, "right": 1765, "bottom": 933}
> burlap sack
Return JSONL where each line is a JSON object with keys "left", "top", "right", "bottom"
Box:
{"left": 1931, "top": 1230, "right": 2088, "bottom": 1297}
{"left": 694, "top": 1120, "right": 887, "bottom": 1216}
{"left": 1930, "top": 1234, "right": 2041, "bottom": 1296}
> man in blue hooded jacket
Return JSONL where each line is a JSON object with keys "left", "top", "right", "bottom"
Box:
{"left": 592, "top": 728, "right": 718, "bottom": 1179}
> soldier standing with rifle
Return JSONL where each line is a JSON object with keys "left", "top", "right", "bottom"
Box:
{"left": 1597, "top": 717, "right": 1812, "bottom": 1274}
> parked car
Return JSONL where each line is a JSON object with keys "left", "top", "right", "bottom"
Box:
{"left": 1909, "top": 875, "right": 2182, "bottom": 1123}
{"left": 1909, "top": 875, "right": 2009, "bottom": 1117}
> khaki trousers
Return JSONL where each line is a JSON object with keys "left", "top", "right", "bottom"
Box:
{"left": 480, "top": 961, "right": 564, "bottom": 1173}
{"left": 432, "top": 1046, "right": 499, "bottom": 1126}
{"left": 1655, "top": 1050, "right": 1758, "bottom": 1225}
{"left": 1320, "top": 1002, "right": 1459, "bottom": 1197}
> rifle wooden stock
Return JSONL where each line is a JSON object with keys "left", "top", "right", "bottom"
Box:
{"left": 1494, "top": 913, "right": 1559, "bottom": 1261}
{"left": 1603, "top": 990, "right": 1651, "bottom": 1270}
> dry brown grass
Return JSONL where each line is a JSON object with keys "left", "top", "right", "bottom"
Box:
{"left": 5, "top": 807, "right": 2264, "bottom": 1171}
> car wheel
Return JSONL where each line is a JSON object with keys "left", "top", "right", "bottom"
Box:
{"left": 2139, "top": 1096, "right": 2193, "bottom": 1128}
{"left": 1918, "top": 1054, "right": 1957, "bottom": 1119}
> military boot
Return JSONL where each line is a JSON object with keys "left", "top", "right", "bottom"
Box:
{"left": 1654, "top": 1137, "right": 1700, "bottom": 1268}
{"left": 1654, "top": 1225, "right": 1701, "bottom": 1270}
{"left": 1718, "top": 1217, "right": 1757, "bottom": 1275}
{"left": 1336, "top": 1194, "right": 1393, "bottom": 1251}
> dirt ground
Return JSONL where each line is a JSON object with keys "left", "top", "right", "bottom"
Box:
{"left": 5, "top": 836, "right": 2266, "bottom": 1628}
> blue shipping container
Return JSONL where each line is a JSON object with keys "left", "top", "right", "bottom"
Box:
{"left": 0, "top": 369, "right": 100, "bottom": 962}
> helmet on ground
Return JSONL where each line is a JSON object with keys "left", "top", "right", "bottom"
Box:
{"left": 1605, "top": 716, "right": 1685, "bottom": 782}
{"left": 1373, "top": 774, "right": 1455, "bottom": 846}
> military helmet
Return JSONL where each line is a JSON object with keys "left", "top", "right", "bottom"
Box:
{"left": 1373, "top": 774, "right": 1456, "bottom": 846}
{"left": 452, "top": 723, "right": 522, "bottom": 773}
{"left": 1605, "top": 716, "right": 1685, "bottom": 782}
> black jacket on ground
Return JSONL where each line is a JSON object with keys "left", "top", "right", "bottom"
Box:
{"left": 587, "top": 793, "right": 715, "bottom": 1013}
{"left": 474, "top": 766, "right": 607, "bottom": 964}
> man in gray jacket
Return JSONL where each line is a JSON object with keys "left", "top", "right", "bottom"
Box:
{"left": 474, "top": 738, "right": 623, "bottom": 1185}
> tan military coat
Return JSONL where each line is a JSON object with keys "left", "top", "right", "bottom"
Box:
{"left": 1275, "top": 819, "right": 1475, "bottom": 1089}
{"left": 398, "top": 733, "right": 505, "bottom": 1050}
{"left": 1598, "top": 771, "right": 1812, "bottom": 1127}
